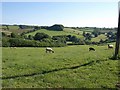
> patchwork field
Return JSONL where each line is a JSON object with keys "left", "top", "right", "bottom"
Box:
{"left": 2, "top": 45, "right": 119, "bottom": 88}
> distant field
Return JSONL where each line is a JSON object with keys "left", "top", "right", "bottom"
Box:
{"left": 26, "top": 28, "right": 84, "bottom": 38}
{"left": 100, "top": 29, "right": 117, "bottom": 33}
{"left": 2, "top": 45, "right": 119, "bottom": 88}
{"left": 1, "top": 25, "right": 33, "bottom": 34}
{"left": 64, "top": 28, "right": 83, "bottom": 34}
{"left": 91, "top": 34, "right": 108, "bottom": 42}
{"left": 0, "top": 25, "right": 116, "bottom": 43}
{"left": 79, "top": 28, "right": 94, "bottom": 32}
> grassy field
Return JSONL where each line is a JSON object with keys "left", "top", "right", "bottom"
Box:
{"left": 79, "top": 28, "right": 94, "bottom": 33}
{"left": 26, "top": 28, "right": 84, "bottom": 38}
{"left": 64, "top": 28, "right": 83, "bottom": 34}
{"left": 91, "top": 34, "right": 108, "bottom": 42}
{"left": 2, "top": 45, "right": 119, "bottom": 88}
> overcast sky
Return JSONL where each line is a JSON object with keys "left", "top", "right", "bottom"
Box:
{"left": 1, "top": 1, "right": 119, "bottom": 28}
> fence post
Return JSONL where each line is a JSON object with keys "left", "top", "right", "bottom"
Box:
{"left": 114, "top": 2, "right": 120, "bottom": 59}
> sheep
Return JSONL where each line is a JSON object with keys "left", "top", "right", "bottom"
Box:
{"left": 89, "top": 47, "right": 95, "bottom": 51}
{"left": 10, "top": 47, "right": 17, "bottom": 49}
{"left": 46, "top": 47, "right": 54, "bottom": 53}
{"left": 108, "top": 44, "right": 113, "bottom": 49}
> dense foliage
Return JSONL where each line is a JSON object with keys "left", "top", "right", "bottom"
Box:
{"left": 2, "top": 32, "right": 67, "bottom": 47}
{"left": 47, "top": 24, "right": 64, "bottom": 31}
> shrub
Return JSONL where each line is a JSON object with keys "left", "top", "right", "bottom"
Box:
{"left": 34, "top": 32, "right": 50, "bottom": 41}
{"left": 47, "top": 24, "right": 64, "bottom": 31}
{"left": 2, "top": 37, "right": 10, "bottom": 47}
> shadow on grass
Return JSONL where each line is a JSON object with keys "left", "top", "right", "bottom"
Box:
{"left": 109, "top": 55, "right": 120, "bottom": 60}
{"left": 2, "top": 61, "right": 94, "bottom": 80}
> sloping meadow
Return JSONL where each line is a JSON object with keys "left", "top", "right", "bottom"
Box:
{"left": 2, "top": 45, "right": 119, "bottom": 88}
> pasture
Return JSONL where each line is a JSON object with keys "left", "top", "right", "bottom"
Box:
{"left": 91, "top": 34, "right": 108, "bottom": 42}
{"left": 26, "top": 28, "right": 84, "bottom": 38}
{"left": 2, "top": 45, "right": 119, "bottom": 88}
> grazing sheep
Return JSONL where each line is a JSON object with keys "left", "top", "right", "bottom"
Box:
{"left": 89, "top": 47, "right": 95, "bottom": 51}
{"left": 108, "top": 44, "right": 113, "bottom": 49}
{"left": 46, "top": 47, "right": 54, "bottom": 53}
{"left": 11, "top": 47, "right": 17, "bottom": 49}
{"left": 10, "top": 47, "right": 17, "bottom": 49}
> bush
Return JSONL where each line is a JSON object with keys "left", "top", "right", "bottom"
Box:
{"left": 34, "top": 32, "right": 50, "bottom": 41}
{"left": 2, "top": 37, "right": 10, "bottom": 47}
{"left": 2, "top": 37, "right": 66, "bottom": 47}
{"left": 2, "top": 32, "right": 6, "bottom": 37}
{"left": 47, "top": 24, "right": 64, "bottom": 31}
{"left": 11, "top": 33, "right": 17, "bottom": 38}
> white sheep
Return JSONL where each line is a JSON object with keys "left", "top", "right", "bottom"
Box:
{"left": 46, "top": 47, "right": 54, "bottom": 53}
{"left": 108, "top": 44, "right": 114, "bottom": 49}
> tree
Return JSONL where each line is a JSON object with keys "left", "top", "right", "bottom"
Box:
{"left": 11, "top": 33, "right": 17, "bottom": 38}
{"left": 106, "top": 32, "right": 116, "bottom": 42}
{"left": 99, "top": 39, "right": 104, "bottom": 43}
{"left": 2, "top": 37, "right": 10, "bottom": 47}
{"left": 6, "top": 25, "right": 9, "bottom": 30}
{"left": 92, "top": 30, "right": 100, "bottom": 37}
{"left": 52, "top": 35, "right": 67, "bottom": 44}
{"left": 34, "top": 26, "right": 41, "bottom": 30}
{"left": 2, "top": 32, "right": 6, "bottom": 37}
{"left": 48, "top": 24, "right": 64, "bottom": 31}
{"left": 28, "top": 35, "right": 33, "bottom": 40}
{"left": 19, "top": 25, "right": 26, "bottom": 29}
{"left": 83, "top": 31, "right": 86, "bottom": 37}
{"left": 66, "top": 35, "right": 72, "bottom": 41}
{"left": 34, "top": 32, "right": 50, "bottom": 41}
{"left": 9, "top": 38, "right": 20, "bottom": 47}
{"left": 85, "top": 33, "right": 92, "bottom": 40}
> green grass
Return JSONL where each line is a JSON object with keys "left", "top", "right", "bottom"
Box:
{"left": 79, "top": 28, "right": 94, "bottom": 33}
{"left": 26, "top": 28, "right": 84, "bottom": 38}
{"left": 2, "top": 45, "right": 119, "bottom": 88}
{"left": 91, "top": 34, "right": 108, "bottom": 42}
{"left": 100, "top": 29, "right": 117, "bottom": 33}
{"left": 64, "top": 28, "right": 83, "bottom": 34}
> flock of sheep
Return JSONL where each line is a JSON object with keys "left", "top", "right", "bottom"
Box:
{"left": 46, "top": 44, "right": 114, "bottom": 53}
{"left": 10, "top": 44, "right": 114, "bottom": 53}
{"left": 9, "top": 44, "right": 114, "bottom": 53}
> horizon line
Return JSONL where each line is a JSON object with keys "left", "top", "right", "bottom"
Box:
{"left": 0, "top": 23, "right": 117, "bottom": 28}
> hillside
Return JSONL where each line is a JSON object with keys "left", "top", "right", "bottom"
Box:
{"left": 2, "top": 46, "right": 119, "bottom": 88}
{"left": 1, "top": 25, "right": 117, "bottom": 46}
{"left": 91, "top": 34, "right": 108, "bottom": 42}
{"left": 25, "top": 28, "right": 84, "bottom": 39}
{"left": 0, "top": 25, "right": 33, "bottom": 35}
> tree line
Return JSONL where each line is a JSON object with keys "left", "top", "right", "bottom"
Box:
{"left": 2, "top": 30, "right": 116, "bottom": 47}
{"left": 1, "top": 24, "right": 117, "bottom": 47}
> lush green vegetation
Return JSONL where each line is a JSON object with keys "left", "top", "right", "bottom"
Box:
{"left": 2, "top": 45, "right": 119, "bottom": 88}
{"left": 1, "top": 25, "right": 117, "bottom": 45}
{"left": 1, "top": 24, "right": 117, "bottom": 47}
